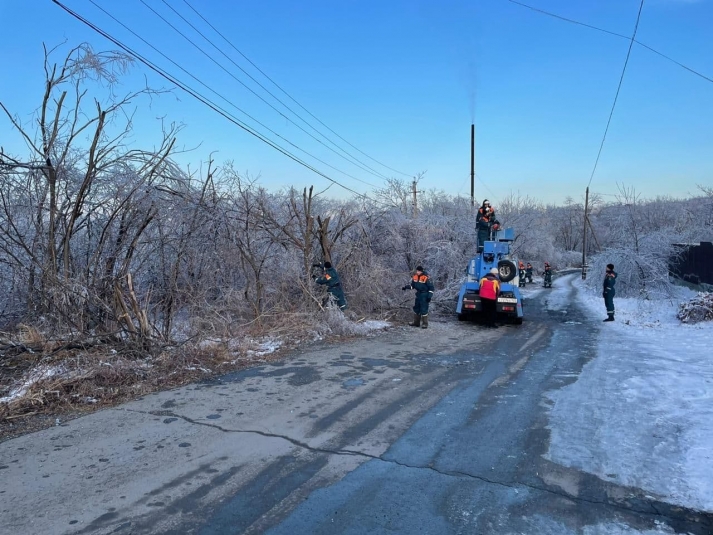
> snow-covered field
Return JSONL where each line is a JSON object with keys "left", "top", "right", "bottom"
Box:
{"left": 546, "top": 276, "right": 713, "bottom": 513}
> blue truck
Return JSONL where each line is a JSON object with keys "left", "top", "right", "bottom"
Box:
{"left": 455, "top": 227, "right": 524, "bottom": 324}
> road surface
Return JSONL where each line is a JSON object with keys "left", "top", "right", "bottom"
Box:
{"left": 1, "top": 274, "right": 710, "bottom": 534}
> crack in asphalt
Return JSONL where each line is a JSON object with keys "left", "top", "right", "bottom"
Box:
{"left": 119, "top": 408, "right": 709, "bottom": 527}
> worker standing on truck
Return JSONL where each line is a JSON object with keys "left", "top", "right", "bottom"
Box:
{"left": 476, "top": 199, "right": 495, "bottom": 251}
{"left": 479, "top": 268, "right": 501, "bottom": 328}
{"left": 603, "top": 263, "right": 617, "bottom": 321}
{"left": 313, "top": 261, "right": 347, "bottom": 310}
{"left": 402, "top": 265, "right": 435, "bottom": 329}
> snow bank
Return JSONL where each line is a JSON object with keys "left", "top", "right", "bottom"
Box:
{"left": 545, "top": 277, "right": 713, "bottom": 512}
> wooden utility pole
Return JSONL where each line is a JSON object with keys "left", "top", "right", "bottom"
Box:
{"left": 470, "top": 123, "right": 475, "bottom": 209}
{"left": 412, "top": 179, "right": 418, "bottom": 218}
{"left": 582, "top": 186, "right": 589, "bottom": 280}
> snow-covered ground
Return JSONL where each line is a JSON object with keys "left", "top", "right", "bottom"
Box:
{"left": 546, "top": 276, "right": 713, "bottom": 513}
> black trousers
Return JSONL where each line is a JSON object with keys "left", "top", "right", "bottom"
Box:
{"left": 481, "top": 298, "right": 497, "bottom": 325}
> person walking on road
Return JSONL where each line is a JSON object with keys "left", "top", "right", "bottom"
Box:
{"left": 543, "top": 262, "right": 553, "bottom": 288}
{"left": 313, "top": 261, "right": 347, "bottom": 310}
{"left": 603, "top": 263, "right": 617, "bottom": 321}
{"left": 479, "top": 267, "right": 501, "bottom": 328}
{"left": 402, "top": 266, "right": 435, "bottom": 329}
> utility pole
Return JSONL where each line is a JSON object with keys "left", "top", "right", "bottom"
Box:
{"left": 582, "top": 186, "right": 589, "bottom": 280}
{"left": 470, "top": 123, "right": 475, "bottom": 210}
{"left": 412, "top": 179, "right": 418, "bottom": 218}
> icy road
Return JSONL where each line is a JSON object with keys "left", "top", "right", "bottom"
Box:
{"left": 1, "top": 275, "right": 711, "bottom": 534}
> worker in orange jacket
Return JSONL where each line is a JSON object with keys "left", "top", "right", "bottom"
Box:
{"left": 476, "top": 199, "right": 496, "bottom": 251}
{"left": 402, "top": 266, "right": 435, "bottom": 329}
{"left": 479, "top": 267, "right": 501, "bottom": 328}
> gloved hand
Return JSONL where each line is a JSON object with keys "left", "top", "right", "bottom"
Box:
{"left": 402, "top": 285, "right": 410, "bottom": 291}
{"left": 426, "top": 297, "right": 432, "bottom": 303}
{"left": 312, "top": 275, "right": 318, "bottom": 281}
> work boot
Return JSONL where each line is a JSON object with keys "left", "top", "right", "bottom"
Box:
{"left": 603, "top": 314, "right": 615, "bottom": 322}
{"left": 409, "top": 314, "right": 421, "bottom": 327}
{"left": 421, "top": 315, "right": 429, "bottom": 329}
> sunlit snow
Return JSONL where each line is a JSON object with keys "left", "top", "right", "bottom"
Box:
{"left": 545, "top": 275, "right": 713, "bottom": 513}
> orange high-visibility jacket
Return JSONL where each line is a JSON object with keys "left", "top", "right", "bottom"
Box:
{"left": 479, "top": 276, "right": 500, "bottom": 300}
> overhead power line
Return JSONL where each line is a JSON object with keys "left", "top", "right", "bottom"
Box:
{"left": 587, "top": 0, "right": 645, "bottom": 188}
{"left": 83, "top": 0, "right": 378, "bottom": 190}
{"left": 181, "top": 0, "right": 414, "bottom": 178}
{"left": 141, "top": 0, "right": 391, "bottom": 183}
{"left": 51, "top": 0, "right": 396, "bottom": 207}
{"left": 507, "top": 0, "right": 713, "bottom": 85}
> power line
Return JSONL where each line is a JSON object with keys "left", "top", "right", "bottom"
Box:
{"left": 587, "top": 0, "right": 645, "bottom": 188}
{"left": 83, "top": 0, "right": 378, "bottom": 190}
{"left": 586, "top": 12, "right": 645, "bottom": 190}
{"left": 165, "top": 1, "right": 395, "bottom": 182}
{"left": 507, "top": 0, "right": 713, "bottom": 85}
{"left": 181, "top": 0, "right": 414, "bottom": 178}
{"left": 51, "top": 0, "right": 396, "bottom": 208}
{"left": 142, "top": 0, "right": 391, "bottom": 183}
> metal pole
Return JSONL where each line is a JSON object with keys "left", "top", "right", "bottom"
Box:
{"left": 582, "top": 186, "right": 589, "bottom": 280}
{"left": 412, "top": 179, "right": 418, "bottom": 218}
{"left": 470, "top": 123, "right": 475, "bottom": 209}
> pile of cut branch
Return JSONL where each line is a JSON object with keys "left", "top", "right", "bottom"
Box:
{"left": 677, "top": 292, "right": 713, "bottom": 324}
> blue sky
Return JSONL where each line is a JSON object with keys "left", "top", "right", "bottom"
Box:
{"left": 1, "top": 0, "right": 711, "bottom": 205}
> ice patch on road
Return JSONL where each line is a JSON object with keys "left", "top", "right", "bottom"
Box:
{"left": 544, "top": 275, "right": 713, "bottom": 513}
{"left": 540, "top": 278, "right": 571, "bottom": 312}
{"left": 582, "top": 521, "right": 676, "bottom": 534}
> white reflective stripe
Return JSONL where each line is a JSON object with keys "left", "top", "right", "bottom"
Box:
{"left": 498, "top": 298, "right": 518, "bottom": 303}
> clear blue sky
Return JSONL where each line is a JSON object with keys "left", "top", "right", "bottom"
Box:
{"left": 1, "top": 0, "right": 711, "bottom": 205}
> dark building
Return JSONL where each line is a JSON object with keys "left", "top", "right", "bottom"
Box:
{"left": 670, "top": 242, "right": 713, "bottom": 288}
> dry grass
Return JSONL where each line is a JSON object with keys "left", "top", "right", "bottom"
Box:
{"left": 0, "top": 308, "right": 393, "bottom": 441}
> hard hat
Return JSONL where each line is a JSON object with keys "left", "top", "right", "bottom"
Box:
{"left": 489, "top": 268, "right": 498, "bottom": 275}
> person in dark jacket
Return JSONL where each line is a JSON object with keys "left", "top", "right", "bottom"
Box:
{"left": 603, "top": 263, "right": 617, "bottom": 321}
{"left": 402, "top": 265, "right": 435, "bottom": 329}
{"left": 518, "top": 260, "right": 526, "bottom": 287}
{"left": 525, "top": 263, "right": 533, "bottom": 283}
{"left": 313, "top": 261, "right": 347, "bottom": 310}
{"left": 475, "top": 199, "right": 495, "bottom": 251}
{"left": 479, "top": 267, "right": 501, "bottom": 328}
{"left": 543, "top": 262, "right": 553, "bottom": 288}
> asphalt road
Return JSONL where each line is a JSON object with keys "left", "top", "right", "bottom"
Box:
{"left": 1, "top": 275, "right": 711, "bottom": 534}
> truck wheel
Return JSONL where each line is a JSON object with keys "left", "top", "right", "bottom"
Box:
{"left": 497, "top": 260, "right": 518, "bottom": 283}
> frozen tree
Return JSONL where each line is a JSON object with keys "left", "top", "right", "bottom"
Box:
{"left": 0, "top": 43, "right": 181, "bottom": 346}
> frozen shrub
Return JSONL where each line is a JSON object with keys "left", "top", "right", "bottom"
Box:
{"left": 677, "top": 292, "right": 713, "bottom": 324}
